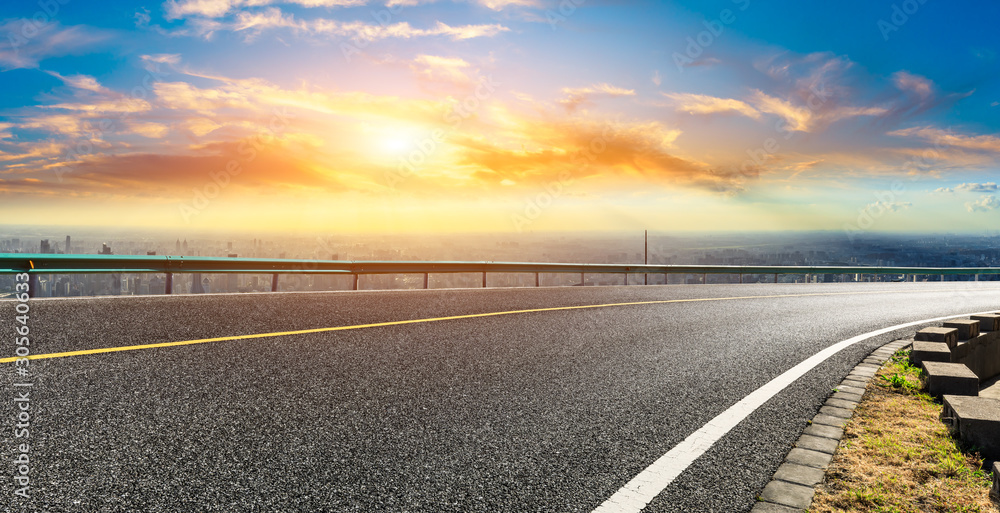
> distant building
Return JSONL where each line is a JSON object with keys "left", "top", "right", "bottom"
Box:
{"left": 65, "top": 235, "right": 71, "bottom": 254}
{"left": 100, "top": 243, "right": 112, "bottom": 255}
{"left": 191, "top": 273, "right": 205, "bottom": 294}
{"left": 148, "top": 276, "right": 165, "bottom": 295}
{"left": 40, "top": 239, "right": 51, "bottom": 253}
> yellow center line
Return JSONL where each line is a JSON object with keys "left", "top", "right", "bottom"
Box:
{"left": 2, "top": 288, "right": 994, "bottom": 364}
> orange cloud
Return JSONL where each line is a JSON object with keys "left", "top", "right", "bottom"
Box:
{"left": 664, "top": 92, "right": 760, "bottom": 119}
{"left": 889, "top": 126, "right": 1000, "bottom": 153}
{"left": 559, "top": 83, "right": 635, "bottom": 112}
{"left": 450, "top": 116, "right": 744, "bottom": 191}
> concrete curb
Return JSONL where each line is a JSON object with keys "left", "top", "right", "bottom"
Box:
{"left": 751, "top": 338, "right": 912, "bottom": 512}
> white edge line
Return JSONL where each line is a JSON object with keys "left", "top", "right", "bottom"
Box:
{"left": 592, "top": 309, "right": 999, "bottom": 513}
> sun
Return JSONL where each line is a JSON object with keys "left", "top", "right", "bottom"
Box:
{"left": 365, "top": 123, "right": 424, "bottom": 159}
{"left": 380, "top": 136, "right": 412, "bottom": 155}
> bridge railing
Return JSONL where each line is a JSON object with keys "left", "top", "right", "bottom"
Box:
{"left": 2, "top": 254, "right": 999, "bottom": 296}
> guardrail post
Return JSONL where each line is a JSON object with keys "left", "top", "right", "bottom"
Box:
{"left": 580, "top": 272, "right": 585, "bottom": 286}
{"left": 739, "top": 273, "right": 744, "bottom": 284}
{"left": 703, "top": 273, "right": 707, "bottom": 284}
{"left": 165, "top": 273, "right": 172, "bottom": 295}
{"left": 353, "top": 274, "right": 359, "bottom": 290}
{"left": 535, "top": 272, "right": 539, "bottom": 287}
{"left": 271, "top": 273, "right": 279, "bottom": 292}
{"left": 663, "top": 272, "right": 667, "bottom": 285}
{"left": 774, "top": 273, "right": 778, "bottom": 283}
{"left": 27, "top": 274, "right": 38, "bottom": 298}
{"left": 624, "top": 273, "right": 628, "bottom": 286}
{"left": 482, "top": 272, "right": 487, "bottom": 288}
{"left": 423, "top": 273, "right": 429, "bottom": 289}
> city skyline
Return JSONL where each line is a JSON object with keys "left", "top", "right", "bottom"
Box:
{"left": 1, "top": 1, "right": 998, "bottom": 233}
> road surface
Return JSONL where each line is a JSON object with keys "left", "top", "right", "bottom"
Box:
{"left": 3, "top": 282, "right": 1000, "bottom": 512}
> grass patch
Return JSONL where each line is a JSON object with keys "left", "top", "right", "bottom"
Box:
{"left": 810, "top": 348, "right": 997, "bottom": 512}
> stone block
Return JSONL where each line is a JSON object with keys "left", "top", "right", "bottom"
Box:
{"left": 942, "top": 395, "right": 1000, "bottom": 460}
{"left": 910, "top": 341, "right": 951, "bottom": 366}
{"left": 944, "top": 319, "right": 980, "bottom": 340}
{"left": 915, "top": 327, "right": 958, "bottom": 348}
{"left": 759, "top": 480, "right": 815, "bottom": 510}
{"left": 972, "top": 314, "right": 1000, "bottom": 332}
{"left": 950, "top": 330, "right": 1000, "bottom": 382}
{"left": 921, "top": 361, "right": 979, "bottom": 397}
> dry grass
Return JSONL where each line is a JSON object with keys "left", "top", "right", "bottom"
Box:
{"left": 810, "top": 349, "right": 997, "bottom": 513}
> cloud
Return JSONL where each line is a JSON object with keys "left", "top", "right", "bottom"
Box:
{"left": 660, "top": 69, "right": 885, "bottom": 132}
{"left": 39, "top": 99, "right": 153, "bottom": 113}
{"left": 142, "top": 53, "right": 183, "bottom": 66}
{"left": 448, "top": 115, "right": 751, "bottom": 193}
{"left": 749, "top": 90, "right": 812, "bottom": 131}
{"left": 892, "top": 71, "right": 933, "bottom": 98}
{"left": 385, "top": 0, "right": 539, "bottom": 9}
{"left": 64, "top": 138, "right": 337, "bottom": 193}
{"left": 410, "top": 54, "right": 473, "bottom": 87}
{"left": 20, "top": 114, "right": 92, "bottom": 136}
{"left": 128, "top": 121, "right": 170, "bottom": 138}
{"left": 231, "top": 7, "right": 509, "bottom": 41}
{"left": 45, "top": 71, "right": 110, "bottom": 94}
{"left": 888, "top": 127, "right": 1000, "bottom": 153}
{"left": 559, "top": 83, "right": 635, "bottom": 112}
{"left": 966, "top": 195, "right": 1000, "bottom": 212}
{"left": 476, "top": 0, "right": 539, "bottom": 10}
{"left": 163, "top": 6, "right": 509, "bottom": 41}
{"left": 164, "top": 0, "right": 367, "bottom": 20}
{"left": 748, "top": 90, "right": 886, "bottom": 132}
{"left": 154, "top": 81, "right": 253, "bottom": 111}
{"left": 864, "top": 200, "right": 912, "bottom": 213}
{"left": 955, "top": 182, "right": 998, "bottom": 192}
{"left": 0, "top": 20, "right": 110, "bottom": 70}
{"left": 664, "top": 92, "right": 760, "bottom": 119}
{"left": 651, "top": 70, "right": 661, "bottom": 87}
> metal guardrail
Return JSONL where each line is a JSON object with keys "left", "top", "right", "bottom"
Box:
{"left": 2, "top": 253, "right": 999, "bottom": 295}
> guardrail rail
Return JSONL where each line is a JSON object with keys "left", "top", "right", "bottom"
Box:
{"left": 2, "top": 254, "right": 999, "bottom": 296}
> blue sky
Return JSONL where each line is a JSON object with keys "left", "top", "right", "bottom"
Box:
{"left": 0, "top": 0, "right": 998, "bottom": 233}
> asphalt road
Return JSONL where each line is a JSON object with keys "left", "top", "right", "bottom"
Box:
{"left": 2, "top": 282, "right": 1000, "bottom": 512}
